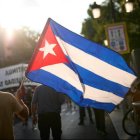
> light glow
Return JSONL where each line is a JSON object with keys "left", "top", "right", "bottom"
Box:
{"left": 125, "top": 2, "right": 133, "bottom": 13}
{"left": 0, "top": 0, "right": 104, "bottom": 34}
{"left": 5, "top": 28, "right": 14, "bottom": 42}
{"left": 92, "top": 8, "right": 101, "bottom": 18}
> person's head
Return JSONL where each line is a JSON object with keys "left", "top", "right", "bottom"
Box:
{"left": 131, "top": 78, "right": 140, "bottom": 93}
{"left": 137, "top": 82, "right": 140, "bottom": 90}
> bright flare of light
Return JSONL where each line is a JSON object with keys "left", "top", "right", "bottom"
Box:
{"left": 92, "top": 8, "right": 101, "bottom": 18}
{"left": 125, "top": 2, "right": 133, "bottom": 13}
{"left": 104, "top": 40, "right": 108, "bottom": 46}
{"left": 0, "top": 0, "right": 104, "bottom": 34}
{"left": 5, "top": 28, "right": 14, "bottom": 42}
{"left": 0, "top": 0, "right": 39, "bottom": 30}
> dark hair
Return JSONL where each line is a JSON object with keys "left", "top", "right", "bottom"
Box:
{"left": 131, "top": 78, "right": 140, "bottom": 93}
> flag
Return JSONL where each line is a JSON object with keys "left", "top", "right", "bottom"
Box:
{"left": 25, "top": 18, "right": 137, "bottom": 112}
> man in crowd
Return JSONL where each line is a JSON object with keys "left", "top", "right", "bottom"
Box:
{"left": 31, "top": 84, "right": 65, "bottom": 140}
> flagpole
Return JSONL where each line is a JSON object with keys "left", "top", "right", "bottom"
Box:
{"left": 16, "top": 76, "right": 26, "bottom": 99}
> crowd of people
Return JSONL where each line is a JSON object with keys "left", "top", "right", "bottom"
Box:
{"left": 0, "top": 78, "right": 140, "bottom": 140}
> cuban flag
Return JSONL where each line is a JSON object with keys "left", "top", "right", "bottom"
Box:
{"left": 26, "top": 18, "right": 137, "bottom": 112}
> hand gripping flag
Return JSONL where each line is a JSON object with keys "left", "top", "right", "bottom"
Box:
{"left": 26, "top": 18, "right": 137, "bottom": 112}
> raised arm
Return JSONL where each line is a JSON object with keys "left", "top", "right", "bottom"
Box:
{"left": 15, "top": 84, "right": 29, "bottom": 122}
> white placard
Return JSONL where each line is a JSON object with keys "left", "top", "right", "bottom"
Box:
{"left": 0, "top": 63, "right": 38, "bottom": 90}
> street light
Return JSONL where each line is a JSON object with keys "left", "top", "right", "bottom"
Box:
{"left": 90, "top": 0, "right": 116, "bottom": 22}
{"left": 90, "top": 2, "right": 101, "bottom": 19}
{"left": 90, "top": 0, "right": 131, "bottom": 54}
{"left": 125, "top": 0, "right": 134, "bottom": 13}
{"left": 88, "top": 0, "right": 140, "bottom": 66}
{"left": 91, "top": 0, "right": 139, "bottom": 17}
{"left": 125, "top": 0, "right": 140, "bottom": 12}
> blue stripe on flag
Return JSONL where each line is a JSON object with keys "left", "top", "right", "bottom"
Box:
{"left": 65, "top": 61, "right": 128, "bottom": 97}
{"left": 27, "top": 69, "right": 82, "bottom": 102}
{"left": 50, "top": 19, "right": 134, "bottom": 74}
{"left": 75, "top": 64, "right": 129, "bottom": 97}
{"left": 27, "top": 69, "right": 116, "bottom": 112}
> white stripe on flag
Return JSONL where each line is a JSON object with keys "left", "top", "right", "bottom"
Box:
{"left": 83, "top": 84, "right": 123, "bottom": 105}
{"left": 41, "top": 64, "right": 123, "bottom": 105}
{"left": 41, "top": 64, "right": 83, "bottom": 92}
{"left": 56, "top": 37, "right": 136, "bottom": 88}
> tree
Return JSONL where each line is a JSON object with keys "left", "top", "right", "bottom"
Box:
{"left": 0, "top": 27, "right": 40, "bottom": 68}
{"left": 81, "top": 0, "right": 140, "bottom": 62}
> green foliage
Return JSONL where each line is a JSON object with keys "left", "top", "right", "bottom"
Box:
{"left": 0, "top": 27, "right": 40, "bottom": 68}
{"left": 81, "top": 0, "right": 140, "bottom": 57}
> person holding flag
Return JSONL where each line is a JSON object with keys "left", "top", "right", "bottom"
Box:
{"left": 0, "top": 81, "right": 29, "bottom": 140}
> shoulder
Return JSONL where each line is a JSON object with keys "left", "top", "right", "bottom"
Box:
{"left": 0, "top": 91, "right": 15, "bottom": 99}
{"left": 37, "top": 85, "right": 53, "bottom": 92}
{"left": 0, "top": 91, "right": 22, "bottom": 109}
{"left": 35, "top": 85, "right": 44, "bottom": 91}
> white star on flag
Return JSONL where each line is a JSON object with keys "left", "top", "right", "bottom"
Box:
{"left": 39, "top": 40, "right": 56, "bottom": 58}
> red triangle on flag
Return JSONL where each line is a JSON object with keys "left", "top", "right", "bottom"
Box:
{"left": 28, "top": 24, "right": 68, "bottom": 71}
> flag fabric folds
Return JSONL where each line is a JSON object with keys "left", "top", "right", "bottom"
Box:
{"left": 26, "top": 18, "right": 137, "bottom": 112}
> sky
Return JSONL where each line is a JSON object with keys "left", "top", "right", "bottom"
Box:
{"left": 0, "top": 0, "right": 104, "bottom": 35}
